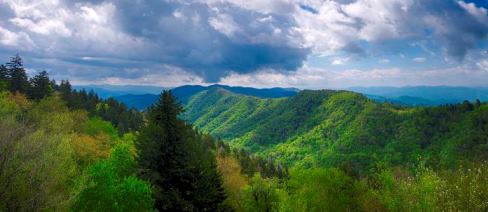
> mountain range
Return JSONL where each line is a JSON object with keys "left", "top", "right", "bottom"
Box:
{"left": 348, "top": 86, "right": 488, "bottom": 105}
{"left": 73, "top": 84, "right": 166, "bottom": 99}
{"left": 76, "top": 84, "right": 488, "bottom": 110}
{"left": 113, "top": 84, "right": 299, "bottom": 110}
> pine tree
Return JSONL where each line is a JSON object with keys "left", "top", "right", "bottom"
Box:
{"left": 475, "top": 99, "right": 482, "bottom": 108}
{"left": 59, "top": 80, "right": 73, "bottom": 107}
{"left": 6, "top": 54, "right": 29, "bottom": 94}
{"left": 0, "top": 64, "right": 7, "bottom": 80}
{"left": 29, "top": 71, "right": 53, "bottom": 100}
{"left": 0, "top": 65, "right": 8, "bottom": 90}
{"left": 136, "top": 90, "right": 225, "bottom": 211}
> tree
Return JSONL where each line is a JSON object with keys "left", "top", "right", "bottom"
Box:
{"left": 59, "top": 80, "right": 72, "bottom": 97}
{"left": 72, "top": 144, "right": 154, "bottom": 212}
{"left": 0, "top": 65, "right": 7, "bottom": 91}
{"left": 136, "top": 90, "right": 226, "bottom": 211}
{"left": 6, "top": 54, "right": 29, "bottom": 94}
{"left": 475, "top": 99, "right": 482, "bottom": 108}
{"left": 0, "top": 65, "right": 7, "bottom": 80}
{"left": 29, "top": 71, "right": 53, "bottom": 100}
{"left": 242, "top": 174, "right": 281, "bottom": 212}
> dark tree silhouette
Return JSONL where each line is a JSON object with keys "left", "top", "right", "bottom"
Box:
{"left": 136, "top": 90, "right": 226, "bottom": 211}
{"left": 6, "top": 54, "right": 29, "bottom": 94}
{"left": 29, "top": 71, "right": 54, "bottom": 100}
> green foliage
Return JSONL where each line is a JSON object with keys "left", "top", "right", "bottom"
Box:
{"left": 137, "top": 90, "right": 226, "bottom": 211}
{"left": 242, "top": 175, "right": 282, "bottom": 212}
{"left": 0, "top": 84, "right": 148, "bottom": 211}
{"left": 6, "top": 54, "right": 30, "bottom": 94}
{"left": 59, "top": 83, "right": 144, "bottom": 134}
{"left": 0, "top": 118, "right": 78, "bottom": 211}
{"left": 282, "top": 168, "right": 364, "bottom": 212}
{"left": 370, "top": 167, "right": 440, "bottom": 211}
{"left": 436, "top": 163, "right": 488, "bottom": 211}
{"left": 72, "top": 143, "right": 154, "bottom": 212}
{"left": 0, "top": 92, "right": 19, "bottom": 117}
{"left": 184, "top": 88, "right": 488, "bottom": 175}
{"left": 84, "top": 117, "right": 119, "bottom": 140}
{"left": 0, "top": 79, "right": 7, "bottom": 91}
{"left": 29, "top": 70, "right": 54, "bottom": 100}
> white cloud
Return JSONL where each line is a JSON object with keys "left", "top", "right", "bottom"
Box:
{"left": 0, "top": 26, "right": 35, "bottom": 48}
{"left": 209, "top": 13, "right": 240, "bottom": 37}
{"left": 341, "top": 0, "right": 414, "bottom": 41}
{"left": 413, "top": 57, "right": 426, "bottom": 63}
{"left": 292, "top": 0, "right": 358, "bottom": 54}
{"left": 200, "top": 0, "right": 295, "bottom": 14}
{"left": 1, "top": 0, "right": 145, "bottom": 55}
{"left": 292, "top": 0, "right": 488, "bottom": 58}
{"left": 331, "top": 57, "right": 350, "bottom": 65}
{"left": 458, "top": 1, "right": 488, "bottom": 22}
{"left": 11, "top": 17, "right": 72, "bottom": 37}
{"left": 101, "top": 70, "right": 205, "bottom": 87}
{"left": 219, "top": 64, "right": 488, "bottom": 89}
{"left": 379, "top": 59, "right": 390, "bottom": 63}
{"left": 478, "top": 59, "right": 488, "bottom": 72}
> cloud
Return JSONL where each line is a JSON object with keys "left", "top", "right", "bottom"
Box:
{"left": 293, "top": 0, "right": 488, "bottom": 58}
{"left": 478, "top": 59, "right": 488, "bottom": 72}
{"left": 0, "top": 0, "right": 308, "bottom": 82}
{"left": 413, "top": 57, "right": 426, "bottom": 63}
{"left": 0, "top": 0, "right": 486, "bottom": 85}
{"left": 219, "top": 64, "right": 488, "bottom": 89}
{"left": 208, "top": 13, "right": 240, "bottom": 37}
{"left": 331, "top": 57, "right": 350, "bottom": 65}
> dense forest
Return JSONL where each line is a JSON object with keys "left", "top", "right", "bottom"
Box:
{"left": 2, "top": 55, "right": 488, "bottom": 211}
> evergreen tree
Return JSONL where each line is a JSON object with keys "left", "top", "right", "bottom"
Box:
{"left": 29, "top": 71, "right": 53, "bottom": 100}
{"left": 0, "top": 64, "right": 7, "bottom": 80}
{"left": 6, "top": 54, "right": 29, "bottom": 93}
{"left": 475, "top": 99, "right": 482, "bottom": 108}
{"left": 0, "top": 65, "right": 7, "bottom": 90}
{"left": 59, "top": 80, "right": 72, "bottom": 95}
{"left": 136, "top": 90, "right": 225, "bottom": 211}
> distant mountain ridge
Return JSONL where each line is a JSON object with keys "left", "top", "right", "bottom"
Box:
{"left": 114, "top": 84, "right": 300, "bottom": 110}
{"left": 78, "top": 84, "right": 488, "bottom": 109}
{"left": 73, "top": 84, "right": 166, "bottom": 99}
{"left": 348, "top": 86, "right": 488, "bottom": 105}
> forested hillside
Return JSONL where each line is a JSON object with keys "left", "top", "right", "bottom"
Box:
{"left": 184, "top": 87, "right": 488, "bottom": 173}
{"left": 183, "top": 86, "right": 488, "bottom": 211}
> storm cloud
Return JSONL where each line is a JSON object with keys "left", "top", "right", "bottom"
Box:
{"left": 0, "top": 0, "right": 487, "bottom": 85}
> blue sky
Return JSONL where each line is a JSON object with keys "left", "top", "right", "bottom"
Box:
{"left": 0, "top": 0, "right": 487, "bottom": 89}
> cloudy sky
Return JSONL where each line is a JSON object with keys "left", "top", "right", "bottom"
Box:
{"left": 0, "top": 0, "right": 487, "bottom": 88}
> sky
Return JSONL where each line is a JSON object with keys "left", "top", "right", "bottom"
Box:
{"left": 0, "top": 0, "right": 487, "bottom": 89}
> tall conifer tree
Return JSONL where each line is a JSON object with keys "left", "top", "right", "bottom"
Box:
{"left": 0, "top": 65, "right": 7, "bottom": 90}
{"left": 29, "top": 71, "right": 53, "bottom": 100}
{"left": 6, "top": 54, "right": 29, "bottom": 94}
{"left": 136, "top": 90, "right": 225, "bottom": 211}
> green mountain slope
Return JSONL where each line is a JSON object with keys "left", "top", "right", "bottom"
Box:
{"left": 183, "top": 87, "right": 488, "bottom": 174}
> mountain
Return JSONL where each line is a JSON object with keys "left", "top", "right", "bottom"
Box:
{"left": 206, "top": 84, "right": 299, "bottom": 98}
{"left": 172, "top": 84, "right": 299, "bottom": 103}
{"left": 73, "top": 84, "right": 166, "bottom": 99}
{"left": 113, "top": 94, "right": 159, "bottom": 110}
{"left": 114, "top": 84, "right": 299, "bottom": 110}
{"left": 349, "top": 86, "right": 488, "bottom": 105}
{"left": 365, "top": 94, "right": 440, "bottom": 106}
{"left": 182, "top": 86, "right": 488, "bottom": 173}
